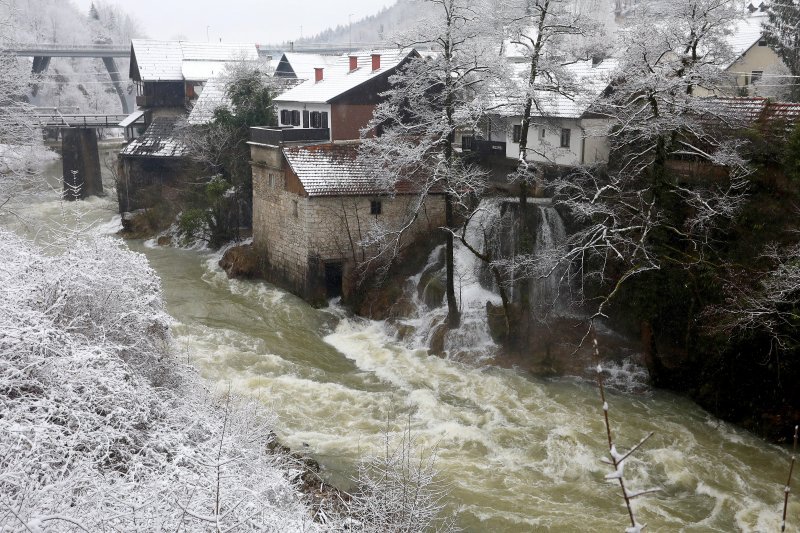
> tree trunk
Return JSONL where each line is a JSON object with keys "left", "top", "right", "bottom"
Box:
{"left": 445, "top": 192, "right": 461, "bottom": 328}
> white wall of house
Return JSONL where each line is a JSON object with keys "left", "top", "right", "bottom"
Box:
{"left": 275, "top": 102, "right": 332, "bottom": 129}
{"left": 503, "top": 117, "right": 610, "bottom": 166}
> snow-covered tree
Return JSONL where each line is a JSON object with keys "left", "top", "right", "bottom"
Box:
{"left": 548, "top": 0, "right": 750, "bottom": 319}
{"left": 359, "top": 0, "right": 496, "bottom": 328}
{"left": 764, "top": 0, "right": 800, "bottom": 101}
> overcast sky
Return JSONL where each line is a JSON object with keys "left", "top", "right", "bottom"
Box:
{"left": 71, "top": 0, "right": 397, "bottom": 44}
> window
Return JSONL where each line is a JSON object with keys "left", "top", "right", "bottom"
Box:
{"left": 370, "top": 200, "right": 382, "bottom": 215}
{"left": 291, "top": 110, "right": 301, "bottom": 126}
{"left": 751, "top": 70, "right": 763, "bottom": 84}
{"left": 540, "top": 127, "right": 546, "bottom": 139}
{"left": 560, "top": 128, "right": 571, "bottom": 148}
{"left": 512, "top": 124, "right": 522, "bottom": 143}
{"left": 268, "top": 173, "right": 275, "bottom": 187}
{"left": 293, "top": 200, "right": 298, "bottom": 218}
{"left": 758, "top": 38, "right": 767, "bottom": 46}
{"left": 310, "top": 111, "right": 321, "bottom": 128}
{"left": 280, "top": 109, "right": 290, "bottom": 125}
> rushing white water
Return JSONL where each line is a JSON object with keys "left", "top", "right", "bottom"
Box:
{"left": 3, "top": 149, "right": 798, "bottom": 532}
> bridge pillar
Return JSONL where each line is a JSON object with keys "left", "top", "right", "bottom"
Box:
{"left": 62, "top": 128, "right": 103, "bottom": 200}
{"left": 102, "top": 57, "right": 132, "bottom": 114}
{"left": 32, "top": 56, "right": 51, "bottom": 74}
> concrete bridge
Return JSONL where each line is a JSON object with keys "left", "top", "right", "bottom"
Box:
{"left": 11, "top": 43, "right": 132, "bottom": 115}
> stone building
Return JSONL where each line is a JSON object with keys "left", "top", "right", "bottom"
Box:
{"left": 248, "top": 130, "right": 446, "bottom": 304}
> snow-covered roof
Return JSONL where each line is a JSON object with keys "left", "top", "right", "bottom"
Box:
{"left": 274, "top": 49, "right": 417, "bottom": 105}
{"left": 276, "top": 53, "right": 340, "bottom": 80}
{"left": 130, "top": 39, "right": 259, "bottom": 82}
{"left": 121, "top": 115, "right": 188, "bottom": 158}
{"left": 187, "top": 77, "right": 228, "bottom": 126}
{"left": 283, "top": 142, "right": 427, "bottom": 197}
{"left": 494, "top": 58, "right": 618, "bottom": 119}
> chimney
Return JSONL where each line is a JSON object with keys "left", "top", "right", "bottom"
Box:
{"left": 315, "top": 67, "right": 324, "bottom": 83}
{"left": 371, "top": 53, "right": 381, "bottom": 71}
{"left": 349, "top": 55, "right": 358, "bottom": 72}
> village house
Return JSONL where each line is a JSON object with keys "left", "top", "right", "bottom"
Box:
{"left": 462, "top": 58, "right": 618, "bottom": 170}
{"left": 118, "top": 40, "right": 260, "bottom": 212}
{"left": 692, "top": 1, "right": 789, "bottom": 98}
{"left": 248, "top": 135, "right": 446, "bottom": 303}
{"left": 248, "top": 48, "right": 445, "bottom": 303}
{"left": 273, "top": 49, "right": 419, "bottom": 142}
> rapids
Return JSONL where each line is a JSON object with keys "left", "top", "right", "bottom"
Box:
{"left": 2, "top": 146, "right": 797, "bottom": 532}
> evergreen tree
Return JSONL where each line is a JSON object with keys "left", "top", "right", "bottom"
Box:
{"left": 764, "top": 0, "right": 800, "bottom": 101}
{"left": 89, "top": 2, "right": 99, "bottom": 20}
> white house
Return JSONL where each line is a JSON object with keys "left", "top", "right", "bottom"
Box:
{"left": 465, "top": 58, "right": 617, "bottom": 167}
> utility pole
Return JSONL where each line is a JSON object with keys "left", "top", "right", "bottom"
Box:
{"left": 349, "top": 14, "right": 354, "bottom": 53}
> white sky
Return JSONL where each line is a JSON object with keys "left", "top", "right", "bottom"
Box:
{"left": 70, "top": 0, "right": 397, "bottom": 44}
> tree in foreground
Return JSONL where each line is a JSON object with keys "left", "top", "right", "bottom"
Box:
{"left": 360, "top": 0, "right": 495, "bottom": 329}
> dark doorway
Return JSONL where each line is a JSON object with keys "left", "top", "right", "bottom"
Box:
{"left": 324, "top": 262, "right": 343, "bottom": 299}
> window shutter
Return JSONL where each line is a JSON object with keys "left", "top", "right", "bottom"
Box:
{"left": 303, "top": 110, "right": 309, "bottom": 128}
{"left": 291, "top": 110, "right": 300, "bottom": 126}
{"left": 280, "top": 110, "right": 289, "bottom": 125}
{"left": 321, "top": 111, "right": 329, "bottom": 129}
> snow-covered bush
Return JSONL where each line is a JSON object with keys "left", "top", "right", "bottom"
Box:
{"left": 345, "top": 427, "right": 455, "bottom": 533}
{"left": 0, "top": 230, "right": 324, "bottom": 531}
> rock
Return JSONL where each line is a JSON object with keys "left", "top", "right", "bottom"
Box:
{"left": 120, "top": 209, "right": 148, "bottom": 233}
{"left": 486, "top": 302, "right": 509, "bottom": 342}
{"left": 421, "top": 275, "right": 445, "bottom": 309}
{"left": 219, "top": 244, "right": 262, "bottom": 279}
{"left": 428, "top": 321, "right": 447, "bottom": 356}
{"left": 157, "top": 235, "right": 172, "bottom": 247}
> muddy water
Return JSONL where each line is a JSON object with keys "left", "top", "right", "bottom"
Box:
{"left": 3, "top": 147, "right": 797, "bottom": 532}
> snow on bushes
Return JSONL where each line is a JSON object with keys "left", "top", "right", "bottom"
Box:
{"left": 0, "top": 230, "right": 324, "bottom": 531}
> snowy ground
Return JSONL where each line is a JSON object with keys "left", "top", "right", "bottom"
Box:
{"left": 0, "top": 230, "right": 332, "bottom": 531}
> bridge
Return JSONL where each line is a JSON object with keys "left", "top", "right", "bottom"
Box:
{"left": 31, "top": 111, "right": 137, "bottom": 129}
{"left": 10, "top": 43, "right": 130, "bottom": 58}
{"left": 11, "top": 43, "right": 132, "bottom": 115}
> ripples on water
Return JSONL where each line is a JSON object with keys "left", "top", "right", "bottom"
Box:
{"left": 2, "top": 150, "right": 797, "bottom": 532}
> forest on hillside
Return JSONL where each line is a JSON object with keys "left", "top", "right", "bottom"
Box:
{"left": 0, "top": 0, "right": 141, "bottom": 114}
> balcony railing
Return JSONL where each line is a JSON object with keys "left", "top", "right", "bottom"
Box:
{"left": 462, "top": 136, "right": 507, "bottom": 156}
{"left": 250, "top": 126, "right": 330, "bottom": 145}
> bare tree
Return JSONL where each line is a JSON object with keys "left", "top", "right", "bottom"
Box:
{"left": 359, "top": 0, "right": 495, "bottom": 329}
{"left": 543, "top": 0, "right": 750, "bottom": 323}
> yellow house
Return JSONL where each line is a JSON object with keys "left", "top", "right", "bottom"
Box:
{"left": 721, "top": 7, "right": 788, "bottom": 96}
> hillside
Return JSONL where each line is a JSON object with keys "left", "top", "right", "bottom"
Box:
{"left": 0, "top": 0, "right": 141, "bottom": 114}
{"left": 295, "top": 0, "right": 617, "bottom": 48}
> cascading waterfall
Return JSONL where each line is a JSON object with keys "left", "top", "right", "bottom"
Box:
{"left": 394, "top": 196, "right": 572, "bottom": 360}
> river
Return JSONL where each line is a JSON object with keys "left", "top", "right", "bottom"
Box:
{"left": 2, "top": 146, "right": 796, "bottom": 532}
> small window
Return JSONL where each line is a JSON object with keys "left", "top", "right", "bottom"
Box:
{"left": 310, "top": 111, "right": 321, "bottom": 128}
{"left": 268, "top": 173, "right": 276, "bottom": 188}
{"left": 758, "top": 38, "right": 767, "bottom": 46}
{"left": 293, "top": 200, "right": 299, "bottom": 217}
{"left": 370, "top": 200, "right": 382, "bottom": 215}
{"left": 751, "top": 70, "right": 763, "bottom": 84}
{"left": 540, "top": 127, "right": 546, "bottom": 139}
{"left": 560, "top": 128, "right": 571, "bottom": 148}
{"left": 291, "top": 110, "right": 301, "bottom": 126}
{"left": 512, "top": 124, "right": 522, "bottom": 143}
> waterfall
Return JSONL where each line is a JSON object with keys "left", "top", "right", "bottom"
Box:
{"left": 393, "top": 197, "right": 571, "bottom": 359}
{"left": 530, "top": 203, "right": 568, "bottom": 317}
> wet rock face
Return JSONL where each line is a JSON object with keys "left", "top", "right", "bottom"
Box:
{"left": 219, "top": 243, "right": 263, "bottom": 279}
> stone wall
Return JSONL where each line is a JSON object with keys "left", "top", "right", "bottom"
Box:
{"left": 251, "top": 142, "right": 447, "bottom": 303}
